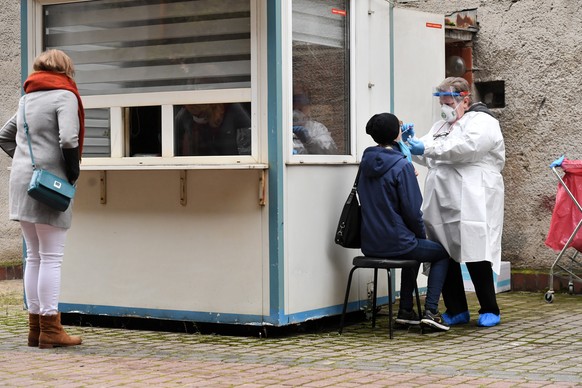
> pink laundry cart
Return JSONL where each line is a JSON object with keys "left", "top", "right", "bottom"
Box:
{"left": 544, "top": 157, "right": 582, "bottom": 303}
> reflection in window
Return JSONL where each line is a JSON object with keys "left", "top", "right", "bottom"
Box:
{"left": 292, "top": 0, "right": 349, "bottom": 155}
{"left": 83, "top": 108, "right": 111, "bottom": 158}
{"left": 174, "top": 103, "right": 251, "bottom": 156}
{"left": 293, "top": 82, "right": 338, "bottom": 154}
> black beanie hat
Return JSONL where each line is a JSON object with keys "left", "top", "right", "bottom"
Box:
{"left": 366, "top": 113, "right": 400, "bottom": 145}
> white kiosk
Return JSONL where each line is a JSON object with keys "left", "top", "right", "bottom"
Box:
{"left": 21, "top": 0, "right": 444, "bottom": 327}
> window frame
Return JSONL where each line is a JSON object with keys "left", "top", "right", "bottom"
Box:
{"left": 30, "top": 0, "right": 266, "bottom": 170}
{"left": 285, "top": 0, "right": 357, "bottom": 165}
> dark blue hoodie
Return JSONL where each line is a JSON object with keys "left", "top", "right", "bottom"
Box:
{"left": 358, "top": 145, "right": 426, "bottom": 257}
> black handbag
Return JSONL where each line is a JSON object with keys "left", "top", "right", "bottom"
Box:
{"left": 23, "top": 97, "right": 76, "bottom": 212}
{"left": 334, "top": 167, "right": 361, "bottom": 248}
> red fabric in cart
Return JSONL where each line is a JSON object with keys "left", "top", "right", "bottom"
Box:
{"left": 546, "top": 159, "right": 582, "bottom": 252}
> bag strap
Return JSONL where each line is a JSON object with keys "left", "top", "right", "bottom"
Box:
{"left": 22, "top": 96, "right": 37, "bottom": 170}
{"left": 352, "top": 164, "right": 361, "bottom": 189}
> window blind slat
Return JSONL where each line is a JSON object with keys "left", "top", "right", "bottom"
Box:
{"left": 67, "top": 40, "right": 250, "bottom": 66}
{"left": 46, "top": 0, "right": 250, "bottom": 28}
{"left": 46, "top": 18, "right": 250, "bottom": 47}
{"left": 75, "top": 61, "right": 251, "bottom": 84}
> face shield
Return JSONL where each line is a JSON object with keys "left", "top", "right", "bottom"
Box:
{"left": 432, "top": 88, "right": 469, "bottom": 125}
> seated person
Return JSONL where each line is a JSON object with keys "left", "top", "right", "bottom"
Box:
{"left": 292, "top": 83, "right": 338, "bottom": 155}
{"left": 175, "top": 103, "right": 251, "bottom": 156}
{"left": 358, "top": 112, "right": 450, "bottom": 332}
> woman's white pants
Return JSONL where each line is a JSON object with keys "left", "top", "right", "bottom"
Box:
{"left": 20, "top": 221, "right": 68, "bottom": 316}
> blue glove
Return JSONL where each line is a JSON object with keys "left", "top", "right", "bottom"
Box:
{"left": 292, "top": 125, "right": 308, "bottom": 142}
{"left": 401, "top": 123, "right": 415, "bottom": 143}
{"left": 550, "top": 155, "right": 565, "bottom": 168}
{"left": 408, "top": 138, "right": 425, "bottom": 156}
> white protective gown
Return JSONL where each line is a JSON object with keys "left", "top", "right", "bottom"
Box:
{"left": 413, "top": 111, "right": 505, "bottom": 275}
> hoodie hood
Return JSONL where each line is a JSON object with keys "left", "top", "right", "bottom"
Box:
{"left": 357, "top": 145, "right": 425, "bottom": 258}
{"left": 468, "top": 102, "right": 495, "bottom": 118}
{"left": 360, "top": 145, "right": 406, "bottom": 179}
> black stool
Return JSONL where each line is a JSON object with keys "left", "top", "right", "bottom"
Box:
{"left": 338, "top": 256, "right": 423, "bottom": 339}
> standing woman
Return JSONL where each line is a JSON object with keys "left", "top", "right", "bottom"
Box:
{"left": 407, "top": 77, "right": 505, "bottom": 327}
{"left": 0, "top": 49, "right": 84, "bottom": 347}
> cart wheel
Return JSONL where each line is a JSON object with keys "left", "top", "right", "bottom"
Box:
{"left": 569, "top": 284, "right": 575, "bottom": 295}
{"left": 544, "top": 292, "right": 554, "bottom": 303}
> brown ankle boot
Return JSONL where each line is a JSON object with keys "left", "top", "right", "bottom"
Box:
{"left": 39, "top": 313, "right": 82, "bottom": 349}
{"left": 28, "top": 313, "right": 40, "bottom": 347}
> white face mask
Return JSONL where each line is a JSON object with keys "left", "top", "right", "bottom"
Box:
{"left": 440, "top": 104, "right": 458, "bottom": 123}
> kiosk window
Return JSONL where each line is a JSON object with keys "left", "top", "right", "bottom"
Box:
{"left": 127, "top": 106, "right": 162, "bottom": 157}
{"left": 174, "top": 103, "right": 251, "bottom": 156}
{"left": 84, "top": 108, "right": 111, "bottom": 158}
{"left": 292, "top": 0, "right": 350, "bottom": 155}
{"left": 38, "top": 0, "right": 255, "bottom": 163}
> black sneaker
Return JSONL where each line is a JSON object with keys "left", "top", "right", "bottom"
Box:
{"left": 395, "top": 309, "right": 420, "bottom": 326}
{"left": 420, "top": 310, "right": 450, "bottom": 332}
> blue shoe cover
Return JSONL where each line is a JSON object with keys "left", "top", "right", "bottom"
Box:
{"left": 478, "top": 313, "right": 500, "bottom": 327}
{"left": 441, "top": 311, "right": 470, "bottom": 325}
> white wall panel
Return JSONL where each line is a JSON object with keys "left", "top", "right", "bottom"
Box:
{"left": 61, "top": 169, "right": 267, "bottom": 315}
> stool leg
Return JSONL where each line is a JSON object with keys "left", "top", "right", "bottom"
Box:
{"left": 388, "top": 268, "right": 393, "bottom": 339}
{"left": 371, "top": 268, "right": 378, "bottom": 328}
{"left": 414, "top": 281, "right": 423, "bottom": 335}
{"left": 339, "top": 267, "right": 358, "bottom": 334}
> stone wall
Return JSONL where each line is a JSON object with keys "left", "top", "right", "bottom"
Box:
{"left": 0, "top": 0, "right": 22, "bottom": 264}
{"left": 397, "top": 0, "right": 582, "bottom": 270}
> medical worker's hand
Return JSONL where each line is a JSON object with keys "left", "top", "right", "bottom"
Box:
{"left": 550, "top": 155, "right": 565, "bottom": 168}
{"left": 401, "top": 124, "right": 415, "bottom": 143}
{"left": 408, "top": 138, "right": 425, "bottom": 156}
{"left": 293, "top": 125, "right": 308, "bottom": 142}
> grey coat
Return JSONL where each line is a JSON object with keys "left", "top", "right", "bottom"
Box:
{"left": 0, "top": 90, "right": 80, "bottom": 229}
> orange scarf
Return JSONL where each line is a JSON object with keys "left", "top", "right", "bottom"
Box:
{"left": 23, "top": 71, "right": 85, "bottom": 157}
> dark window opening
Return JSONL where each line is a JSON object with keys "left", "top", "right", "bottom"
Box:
{"left": 128, "top": 106, "right": 162, "bottom": 156}
{"left": 475, "top": 81, "right": 505, "bottom": 109}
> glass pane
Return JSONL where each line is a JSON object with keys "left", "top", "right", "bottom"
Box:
{"left": 128, "top": 106, "right": 161, "bottom": 157}
{"left": 83, "top": 108, "right": 111, "bottom": 158}
{"left": 292, "top": 0, "right": 349, "bottom": 155}
{"left": 43, "top": 0, "right": 251, "bottom": 95}
{"left": 174, "top": 103, "right": 251, "bottom": 156}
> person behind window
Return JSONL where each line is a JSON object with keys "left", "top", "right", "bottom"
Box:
{"left": 0, "top": 49, "right": 83, "bottom": 348}
{"left": 292, "top": 83, "right": 338, "bottom": 155}
{"left": 358, "top": 112, "right": 450, "bottom": 332}
{"left": 174, "top": 103, "right": 251, "bottom": 156}
{"left": 407, "top": 77, "right": 505, "bottom": 328}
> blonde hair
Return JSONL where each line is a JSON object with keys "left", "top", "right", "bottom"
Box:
{"left": 438, "top": 77, "right": 473, "bottom": 104}
{"left": 33, "top": 49, "right": 75, "bottom": 78}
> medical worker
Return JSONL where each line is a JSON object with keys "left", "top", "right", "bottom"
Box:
{"left": 406, "top": 77, "right": 505, "bottom": 327}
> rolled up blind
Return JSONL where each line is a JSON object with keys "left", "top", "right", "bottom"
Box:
{"left": 44, "top": 0, "right": 251, "bottom": 96}
{"left": 292, "top": 0, "right": 346, "bottom": 48}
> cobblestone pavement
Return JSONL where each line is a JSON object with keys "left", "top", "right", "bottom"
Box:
{"left": 1, "top": 279, "right": 581, "bottom": 387}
